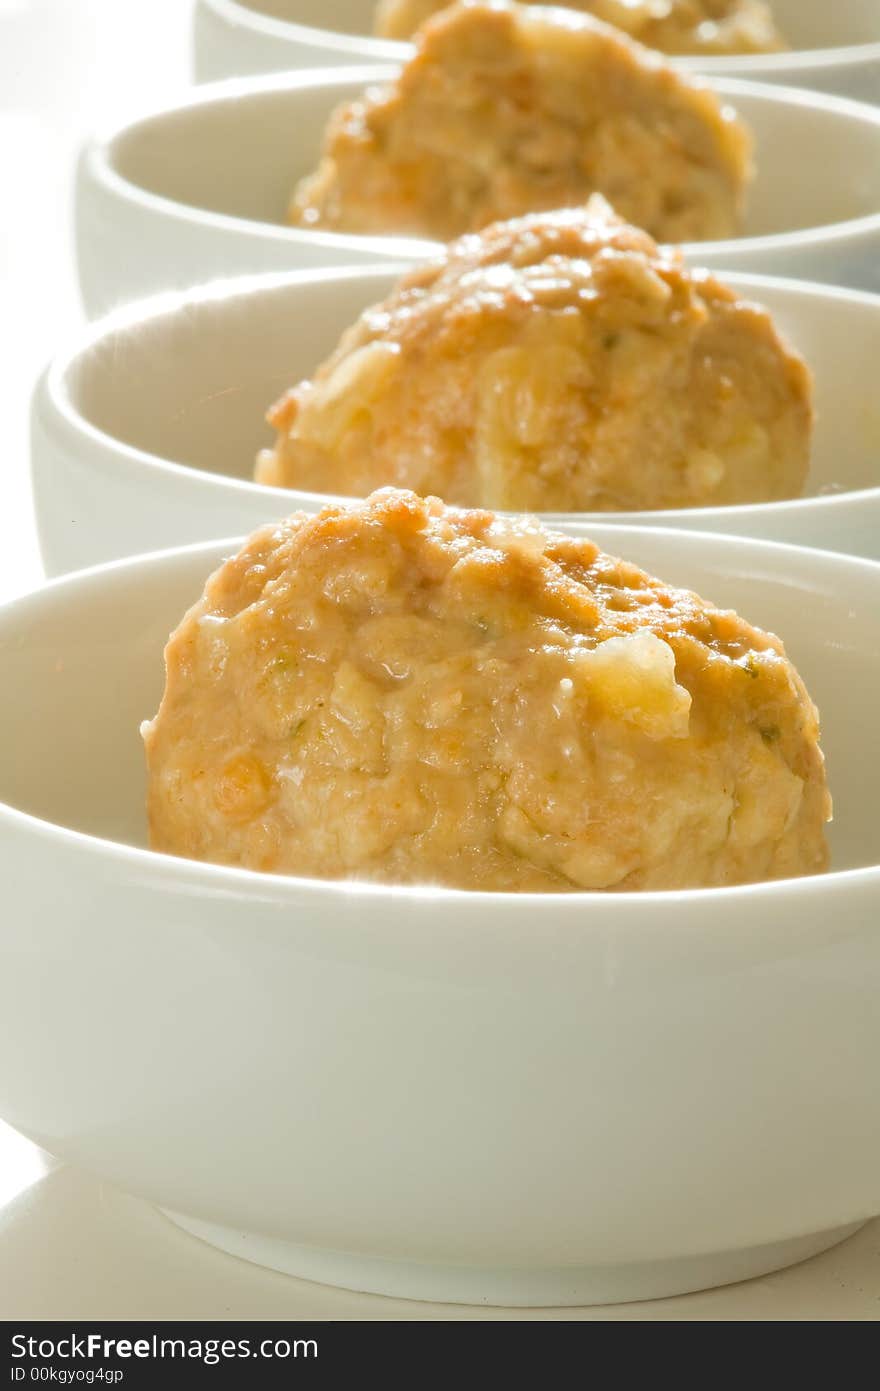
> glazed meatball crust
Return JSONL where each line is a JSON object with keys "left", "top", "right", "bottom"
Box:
{"left": 375, "top": 0, "right": 787, "bottom": 56}
{"left": 144, "top": 490, "right": 830, "bottom": 892}
{"left": 261, "top": 201, "right": 813, "bottom": 513}
{"left": 291, "top": 1, "right": 752, "bottom": 244}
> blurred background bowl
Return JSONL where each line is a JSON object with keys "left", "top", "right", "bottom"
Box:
{"left": 193, "top": 0, "right": 880, "bottom": 102}
{"left": 75, "top": 70, "right": 880, "bottom": 318}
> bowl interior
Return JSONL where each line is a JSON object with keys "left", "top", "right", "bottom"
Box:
{"left": 769, "top": 0, "right": 880, "bottom": 50}
{"left": 235, "top": 0, "right": 880, "bottom": 53}
{"left": 0, "top": 531, "right": 878, "bottom": 879}
{"left": 239, "top": 0, "right": 395, "bottom": 41}
{"left": 62, "top": 269, "right": 880, "bottom": 505}
{"left": 107, "top": 76, "right": 880, "bottom": 242}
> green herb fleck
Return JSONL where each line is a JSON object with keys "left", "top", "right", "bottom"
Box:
{"left": 273, "top": 649, "right": 298, "bottom": 673}
{"left": 742, "top": 653, "right": 761, "bottom": 679}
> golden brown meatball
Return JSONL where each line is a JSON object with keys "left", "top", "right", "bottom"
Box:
{"left": 259, "top": 200, "right": 813, "bottom": 513}
{"left": 290, "top": 1, "right": 752, "bottom": 244}
{"left": 376, "top": 0, "right": 787, "bottom": 55}
{"left": 143, "top": 490, "right": 830, "bottom": 892}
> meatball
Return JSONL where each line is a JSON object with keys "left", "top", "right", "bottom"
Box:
{"left": 259, "top": 200, "right": 813, "bottom": 513}
{"left": 143, "top": 490, "right": 830, "bottom": 892}
{"left": 290, "top": 1, "right": 752, "bottom": 244}
{"left": 376, "top": 0, "right": 787, "bottom": 54}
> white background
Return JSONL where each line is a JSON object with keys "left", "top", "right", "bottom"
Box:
{"left": 0, "top": 0, "right": 188, "bottom": 605}
{"left": 0, "top": 0, "right": 878, "bottom": 1320}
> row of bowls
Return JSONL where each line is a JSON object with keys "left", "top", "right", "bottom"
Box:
{"left": 5, "top": 2, "right": 880, "bottom": 1308}
{"left": 42, "top": 42, "right": 880, "bottom": 576}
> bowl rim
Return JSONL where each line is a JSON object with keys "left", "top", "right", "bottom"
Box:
{"left": 40, "top": 263, "right": 880, "bottom": 526}
{"left": 82, "top": 67, "right": 880, "bottom": 259}
{"left": 1, "top": 528, "right": 879, "bottom": 912}
{"left": 197, "top": 0, "right": 880, "bottom": 76}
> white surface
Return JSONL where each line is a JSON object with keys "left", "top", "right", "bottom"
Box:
{"left": 0, "top": 0, "right": 190, "bottom": 607}
{"left": 1, "top": 0, "right": 879, "bottom": 1323}
{"left": 193, "top": 0, "right": 880, "bottom": 103}
{"left": 75, "top": 72, "right": 880, "bottom": 318}
{"left": 1, "top": 532, "right": 880, "bottom": 1307}
{"left": 32, "top": 266, "right": 880, "bottom": 576}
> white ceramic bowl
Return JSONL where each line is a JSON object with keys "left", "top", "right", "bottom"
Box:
{"left": 75, "top": 69, "right": 880, "bottom": 318}
{"left": 1, "top": 528, "right": 879, "bottom": 1305}
{"left": 32, "top": 266, "right": 880, "bottom": 577}
{"left": 193, "top": 0, "right": 880, "bottom": 103}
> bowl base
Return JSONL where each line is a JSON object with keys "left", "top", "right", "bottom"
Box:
{"left": 159, "top": 1211, "right": 864, "bottom": 1308}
